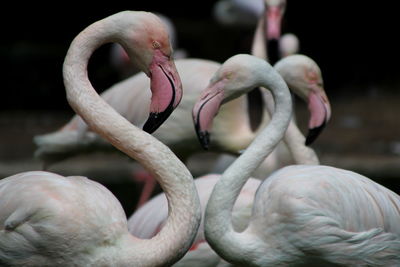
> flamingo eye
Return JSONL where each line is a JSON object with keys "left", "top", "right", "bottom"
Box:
{"left": 152, "top": 40, "right": 161, "bottom": 49}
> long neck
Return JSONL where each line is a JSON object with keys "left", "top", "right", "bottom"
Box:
{"left": 251, "top": 17, "right": 267, "bottom": 60}
{"left": 63, "top": 16, "right": 200, "bottom": 266}
{"left": 204, "top": 64, "right": 292, "bottom": 263}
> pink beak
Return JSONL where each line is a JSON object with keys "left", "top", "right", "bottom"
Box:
{"left": 143, "top": 50, "right": 183, "bottom": 134}
{"left": 305, "top": 90, "right": 331, "bottom": 145}
{"left": 266, "top": 6, "right": 282, "bottom": 40}
{"left": 192, "top": 80, "right": 225, "bottom": 150}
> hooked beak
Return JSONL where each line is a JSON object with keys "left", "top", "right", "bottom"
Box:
{"left": 192, "top": 80, "right": 225, "bottom": 150}
{"left": 265, "top": 6, "right": 283, "bottom": 40}
{"left": 305, "top": 90, "right": 331, "bottom": 145}
{"left": 143, "top": 50, "right": 183, "bottom": 134}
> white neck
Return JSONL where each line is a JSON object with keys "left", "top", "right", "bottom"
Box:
{"left": 63, "top": 12, "right": 200, "bottom": 266}
{"left": 251, "top": 17, "right": 267, "bottom": 60}
{"left": 204, "top": 59, "right": 292, "bottom": 263}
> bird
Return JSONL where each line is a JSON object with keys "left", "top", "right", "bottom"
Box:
{"left": 127, "top": 175, "right": 261, "bottom": 266}
{"left": 211, "top": 54, "right": 329, "bottom": 179}
{"left": 249, "top": 0, "right": 287, "bottom": 64}
{"left": 0, "top": 11, "right": 201, "bottom": 266}
{"left": 126, "top": 54, "right": 331, "bottom": 266}
{"left": 193, "top": 54, "right": 400, "bottom": 266}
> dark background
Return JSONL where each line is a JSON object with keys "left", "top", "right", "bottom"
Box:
{"left": 2, "top": 1, "right": 399, "bottom": 111}
{"left": 1, "top": 1, "right": 399, "bottom": 214}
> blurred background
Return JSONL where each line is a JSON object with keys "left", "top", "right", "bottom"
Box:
{"left": 1, "top": 1, "right": 399, "bottom": 215}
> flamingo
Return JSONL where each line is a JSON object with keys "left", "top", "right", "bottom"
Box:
{"left": 193, "top": 54, "right": 400, "bottom": 266}
{"left": 248, "top": 0, "right": 286, "bottom": 64}
{"left": 0, "top": 11, "right": 201, "bottom": 266}
{"left": 211, "top": 32, "right": 306, "bottom": 178}
{"left": 211, "top": 53, "right": 328, "bottom": 179}
{"left": 125, "top": 54, "right": 330, "bottom": 266}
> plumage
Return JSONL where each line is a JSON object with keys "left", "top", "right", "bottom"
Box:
{"left": 126, "top": 53, "right": 331, "bottom": 266}
{"left": 211, "top": 54, "right": 329, "bottom": 178}
{"left": 0, "top": 11, "right": 201, "bottom": 266}
{"left": 194, "top": 54, "right": 400, "bottom": 266}
{"left": 128, "top": 175, "right": 260, "bottom": 266}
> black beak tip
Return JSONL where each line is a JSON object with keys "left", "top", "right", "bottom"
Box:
{"left": 199, "top": 132, "right": 210, "bottom": 150}
{"left": 305, "top": 122, "right": 326, "bottom": 146}
{"left": 195, "top": 129, "right": 210, "bottom": 150}
{"left": 143, "top": 108, "right": 174, "bottom": 134}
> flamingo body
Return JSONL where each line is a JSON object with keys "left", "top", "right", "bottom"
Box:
{"left": 1, "top": 11, "right": 201, "bottom": 266}
{"left": 243, "top": 165, "right": 400, "bottom": 266}
{"left": 193, "top": 54, "right": 400, "bottom": 266}
{"left": 0, "top": 172, "right": 130, "bottom": 266}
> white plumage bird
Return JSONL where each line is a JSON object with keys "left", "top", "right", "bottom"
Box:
{"left": 126, "top": 54, "right": 332, "bottom": 266}
{"left": 0, "top": 11, "right": 201, "bottom": 266}
{"left": 193, "top": 54, "right": 400, "bottom": 266}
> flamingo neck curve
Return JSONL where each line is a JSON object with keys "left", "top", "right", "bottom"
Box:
{"left": 62, "top": 11, "right": 200, "bottom": 266}
{"left": 204, "top": 57, "right": 292, "bottom": 264}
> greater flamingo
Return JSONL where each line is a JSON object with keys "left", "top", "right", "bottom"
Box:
{"left": 125, "top": 54, "right": 330, "bottom": 266}
{"left": 249, "top": 0, "right": 286, "bottom": 64}
{"left": 211, "top": 54, "right": 329, "bottom": 178}
{"left": 0, "top": 11, "right": 201, "bottom": 266}
{"left": 193, "top": 54, "right": 400, "bottom": 266}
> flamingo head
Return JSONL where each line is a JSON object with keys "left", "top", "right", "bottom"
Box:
{"left": 274, "top": 54, "right": 331, "bottom": 145}
{"left": 193, "top": 55, "right": 262, "bottom": 149}
{"left": 264, "top": 0, "right": 286, "bottom": 40}
{"left": 118, "top": 11, "right": 183, "bottom": 133}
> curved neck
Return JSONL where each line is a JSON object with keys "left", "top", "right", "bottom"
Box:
{"left": 205, "top": 63, "right": 292, "bottom": 263}
{"left": 63, "top": 15, "right": 200, "bottom": 266}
